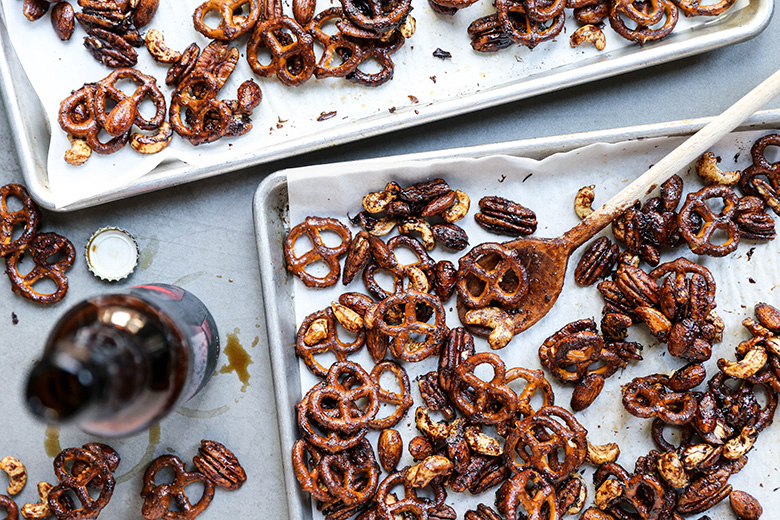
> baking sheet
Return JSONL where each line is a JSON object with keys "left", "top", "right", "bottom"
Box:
{"left": 0, "top": 0, "right": 772, "bottom": 211}
{"left": 254, "top": 117, "right": 780, "bottom": 520}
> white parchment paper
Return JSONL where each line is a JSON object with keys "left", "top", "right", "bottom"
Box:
{"left": 0, "top": 0, "right": 747, "bottom": 208}
{"left": 285, "top": 130, "right": 780, "bottom": 518}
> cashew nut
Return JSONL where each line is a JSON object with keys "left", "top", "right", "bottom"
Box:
{"left": 441, "top": 190, "right": 470, "bottom": 223}
{"left": 404, "top": 266, "right": 431, "bottom": 293}
{"left": 571, "top": 25, "right": 606, "bottom": 51}
{"left": 723, "top": 426, "right": 757, "bottom": 460}
{"left": 405, "top": 456, "right": 453, "bottom": 488}
{"left": 463, "top": 307, "right": 514, "bottom": 350}
{"left": 464, "top": 427, "right": 502, "bottom": 457}
{"left": 586, "top": 441, "right": 620, "bottom": 465}
{"left": 634, "top": 306, "right": 672, "bottom": 340}
{"left": 415, "top": 407, "right": 448, "bottom": 441}
{"left": 718, "top": 345, "right": 767, "bottom": 380}
{"left": 695, "top": 152, "right": 740, "bottom": 186}
{"left": 398, "top": 218, "right": 435, "bottom": 250}
{"left": 0, "top": 457, "right": 26, "bottom": 495}
{"left": 766, "top": 337, "right": 780, "bottom": 357}
{"left": 656, "top": 451, "right": 688, "bottom": 489}
{"left": 64, "top": 135, "right": 92, "bottom": 166}
{"left": 400, "top": 15, "right": 416, "bottom": 38}
{"left": 21, "top": 481, "right": 52, "bottom": 520}
{"left": 574, "top": 185, "right": 596, "bottom": 219}
{"left": 144, "top": 29, "right": 182, "bottom": 64}
{"left": 362, "top": 182, "right": 400, "bottom": 214}
{"left": 130, "top": 121, "right": 174, "bottom": 155}
{"left": 595, "top": 479, "right": 623, "bottom": 510}
{"left": 331, "top": 302, "right": 363, "bottom": 333}
{"left": 303, "top": 317, "right": 328, "bottom": 345}
{"left": 679, "top": 443, "right": 719, "bottom": 471}
{"left": 367, "top": 217, "right": 398, "bottom": 236}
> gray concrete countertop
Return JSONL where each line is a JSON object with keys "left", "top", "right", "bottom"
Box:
{"left": 2, "top": 7, "right": 780, "bottom": 519}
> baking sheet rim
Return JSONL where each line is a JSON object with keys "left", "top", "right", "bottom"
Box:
{"left": 0, "top": 2, "right": 773, "bottom": 212}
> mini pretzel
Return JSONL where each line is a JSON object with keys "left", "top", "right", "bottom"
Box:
{"left": 739, "top": 134, "right": 780, "bottom": 197}
{"left": 0, "top": 184, "right": 41, "bottom": 256}
{"left": 672, "top": 0, "right": 736, "bottom": 16}
{"left": 451, "top": 352, "right": 517, "bottom": 425}
{"left": 0, "top": 495, "right": 17, "bottom": 520}
{"left": 319, "top": 439, "right": 380, "bottom": 506}
{"left": 49, "top": 448, "right": 114, "bottom": 520}
{"left": 296, "top": 307, "right": 366, "bottom": 377}
{"left": 495, "top": 468, "right": 558, "bottom": 520}
{"left": 363, "top": 235, "right": 435, "bottom": 299}
{"left": 622, "top": 374, "right": 697, "bottom": 425}
{"left": 140, "top": 455, "right": 215, "bottom": 520}
{"left": 247, "top": 17, "right": 316, "bottom": 86}
{"left": 340, "top": 0, "right": 411, "bottom": 31}
{"left": 522, "top": 0, "right": 566, "bottom": 21}
{"left": 374, "top": 469, "right": 447, "bottom": 520}
{"left": 6, "top": 233, "right": 75, "bottom": 305}
{"left": 650, "top": 257, "right": 716, "bottom": 324}
{"left": 364, "top": 289, "right": 446, "bottom": 362}
{"left": 494, "top": 2, "right": 566, "bottom": 49}
{"left": 539, "top": 319, "right": 604, "bottom": 384}
{"left": 505, "top": 366, "right": 555, "bottom": 417}
{"left": 169, "top": 71, "right": 232, "bottom": 146}
{"left": 292, "top": 439, "right": 331, "bottom": 502}
{"left": 613, "top": 0, "right": 665, "bottom": 25}
{"left": 456, "top": 242, "right": 528, "bottom": 309}
{"left": 285, "top": 216, "right": 352, "bottom": 288}
{"left": 297, "top": 384, "right": 368, "bottom": 453}
{"left": 59, "top": 85, "right": 129, "bottom": 155}
{"left": 93, "top": 68, "right": 166, "bottom": 136}
{"left": 368, "top": 360, "right": 413, "bottom": 429}
{"left": 677, "top": 185, "right": 740, "bottom": 256}
{"left": 308, "top": 361, "right": 380, "bottom": 434}
{"left": 305, "top": 8, "right": 364, "bottom": 78}
{"left": 193, "top": 0, "right": 261, "bottom": 40}
{"left": 609, "top": 0, "right": 679, "bottom": 44}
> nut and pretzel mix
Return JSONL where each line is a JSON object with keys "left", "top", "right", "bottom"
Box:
{"left": 1, "top": 0, "right": 751, "bottom": 206}
{"left": 283, "top": 130, "right": 780, "bottom": 519}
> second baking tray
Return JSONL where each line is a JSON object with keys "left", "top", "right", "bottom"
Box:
{"left": 255, "top": 109, "right": 780, "bottom": 520}
{"left": 1, "top": 1, "right": 773, "bottom": 211}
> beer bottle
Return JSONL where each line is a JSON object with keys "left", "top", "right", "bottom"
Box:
{"left": 25, "top": 284, "right": 220, "bottom": 437}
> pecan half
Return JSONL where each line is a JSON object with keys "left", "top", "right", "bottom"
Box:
{"left": 83, "top": 27, "right": 138, "bottom": 68}
{"left": 192, "top": 440, "right": 247, "bottom": 490}
{"left": 474, "top": 196, "right": 537, "bottom": 236}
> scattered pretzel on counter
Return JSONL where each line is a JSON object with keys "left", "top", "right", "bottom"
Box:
{"left": 0, "top": 184, "right": 74, "bottom": 305}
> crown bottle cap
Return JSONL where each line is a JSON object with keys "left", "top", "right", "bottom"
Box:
{"left": 85, "top": 227, "right": 139, "bottom": 282}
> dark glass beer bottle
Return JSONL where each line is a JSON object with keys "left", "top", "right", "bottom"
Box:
{"left": 25, "top": 284, "right": 220, "bottom": 437}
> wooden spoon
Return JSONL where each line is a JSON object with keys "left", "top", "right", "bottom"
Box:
{"left": 483, "top": 68, "right": 780, "bottom": 335}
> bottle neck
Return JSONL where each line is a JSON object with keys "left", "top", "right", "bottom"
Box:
{"left": 26, "top": 322, "right": 140, "bottom": 424}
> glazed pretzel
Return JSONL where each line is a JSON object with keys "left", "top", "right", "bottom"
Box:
{"left": 193, "top": 0, "right": 261, "bottom": 40}
{"left": 523, "top": 0, "right": 566, "bottom": 21}
{"left": 363, "top": 235, "right": 435, "bottom": 300}
{"left": 319, "top": 439, "right": 380, "bottom": 506}
{"left": 305, "top": 8, "right": 364, "bottom": 79}
{"left": 368, "top": 360, "right": 413, "bottom": 429}
{"left": 58, "top": 85, "right": 130, "bottom": 154}
{"left": 650, "top": 257, "right": 716, "bottom": 324}
{"left": 292, "top": 439, "right": 331, "bottom": 502}
{"left": 451, "top": 352, "right": 517, "bottom": 425}
{"left": 340, "top": 0, "right": 412, "bottom": 31}
{"left": 0, "top": 495, "right": 17, "bottom": 520}
{"left": 297, "top": 384, "right": 368, "bottom": 453}
{"left": 308, "top": 361, "right": 380, "bottom": 434}
{"left": 140, "top": 455, "right": 215, "bottom": 520}
{"left": 503, "top": 406, "right": 587, "bottom": 484}
{"left": 622, "top": 374, "right": 697, "bottom": 425}
{"left": 671, "top": 0, "right": 736, "bottom": 16}
{"left": 0, "top": 184, "right": 41, "bottom": 256}
{"left": 494, "top": 1, "right": 566, "bottom": 49}
{"left": 505, "top": 366, "right": 554, "bottom": 418}
{"left": 609, "top": 0, "right": 679, "bottom": 44}
{"left": 169, "top": 71, "right": 232, "bottom": 146}
{"left": 539, "top": 319, "right": 604, "bottom": 384}
{"left": 594, "top": 462, "right": 672, "bottom": 520}
{"left": 495, "top": 468, "right": 558, "bottom": 520}
{"left": 295, "top": 307, "right": 366, "bottom": 377}
{"left": 247, "top": 17, "right": 316, "bottom": 86}
{"left": 677, "top": 185, "right": 740, "bottom": 257}
{"left": 613, "top": 0, "right": 665, "bottom": 26}
{"left": 365, "top": 289, "right": 446, "bottom": 362}
{"left": 6, "top": 233, "right": 75, "bottom": 305}
{"left": 284, "top": 216, "right": 352, "bottom": 288}
{"left": 739, "top": 134, "right": 780, "bottom": 198}
{"left": 456, "top": 242, "right": 528, "bottom": 308}
{"left": 93, "top": 68, "right": 166, "bottom": 136}
{"left": 49, "top": 448, "right": 115, "bottom": 520}
{"left": 374, "top": 469, "right": 447, "bottom": 520}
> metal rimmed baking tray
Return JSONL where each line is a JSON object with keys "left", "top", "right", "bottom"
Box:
{"left": 1, "top": 1, "right": 773, "bottom": 212}
{"left": 254, "top": 109, "right": 780, "bottom": 520}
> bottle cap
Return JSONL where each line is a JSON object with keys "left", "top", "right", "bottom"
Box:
{"left": 85, "top": 227, "right": 139, "bottom": 282}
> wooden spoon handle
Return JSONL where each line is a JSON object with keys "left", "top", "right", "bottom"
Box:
{"left": 561, "top": 67, "right": 780, "bottom": 250}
